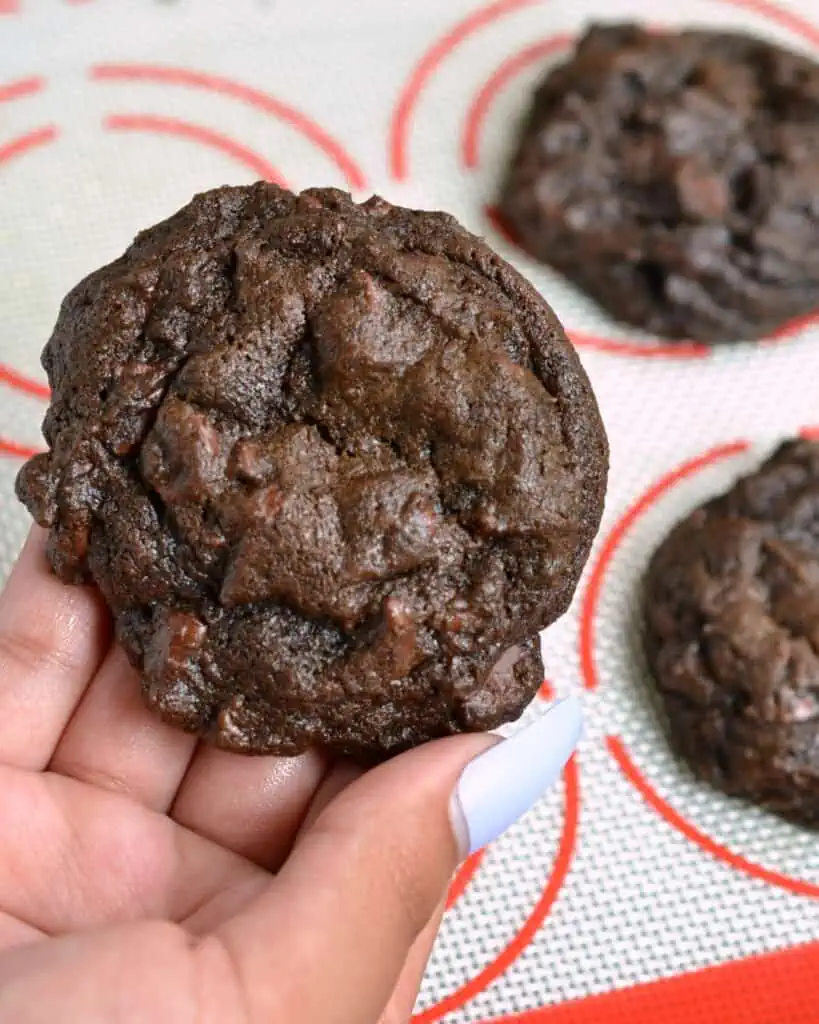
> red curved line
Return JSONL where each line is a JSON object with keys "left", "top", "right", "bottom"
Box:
{"left": 390, "top": 0, "right": 537, "bottom": 180}
{"left": 0, "top": 76, "right": 44, "bottom": 103}
{"left": 90, "top": 64, "right": 367, "bottom": 191}
{"left": 537, "top": 678, "right": 555, "bottom": 701}
{"left": 459, "top": 0, "right": 819, "bottom": 174}
{"left": 0, "top": 437, "right": 41, "bottom": 460}
{"left": 0, "top": 125, "right": 57, "bottom": 167}
{"left": 801, "top": 426, "right": 819, "bottom": 440}
{"left": 579, "top": 441, "right": 750, "bottom": 691}
{"left": 607, "top": 736, "right": 819, "bottom": 899}
{"left": 720, "top": 0, "right": 819, "bottom": 46}
{"left": 0, "top": 363, "right": 50, "bottom": 401}
{"left": 413, "top": 756, "right": 579, "bottom": 1023}
{"left": 0, "top": 0, "right": 21, "bottom": 14}
{"left": 446, "top": 848, "right": 486, "bottom": 910}
{"left": 486, "top": 205, "right": 817, "bottom": 358}
{"left": 463, "top": 35, "right": 571, "bottom": 169}
{"left": 568, "top": 334, "right": 709, "bottom": 359}
{"left": 769, "top": 310, "right": 819, "bottom": 341}
{"left": 103, "top": 115, "right": 287, "bottom": 186}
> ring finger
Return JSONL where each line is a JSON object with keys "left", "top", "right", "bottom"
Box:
{"left": 171, "top": 745, "right": 329, "bottom": 870}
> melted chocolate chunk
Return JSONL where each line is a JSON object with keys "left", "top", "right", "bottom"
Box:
{"left": 501, "top": 24, "right": 819, "bottom": 344}
{"left": 644, "top": 439, "right": 819, "bottom": 823}
{"left": 17, "top": 183, "right": 607, "bottom": 756}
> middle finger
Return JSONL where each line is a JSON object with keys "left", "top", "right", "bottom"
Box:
{"left": 170, "top": 745, "right": 328, "bottom": 870}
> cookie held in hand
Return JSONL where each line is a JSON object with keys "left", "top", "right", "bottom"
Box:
{"left": 17, "top": 184, "right": 607, "bottom": 756}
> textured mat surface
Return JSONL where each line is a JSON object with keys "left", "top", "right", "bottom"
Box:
{"left": 2, "top": 2, "right": 818, "bottom": 1020}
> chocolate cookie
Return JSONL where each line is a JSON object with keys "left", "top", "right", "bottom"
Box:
{"left": 500, "top": 23, "right": 819, "bottom": 344}
{"left": 643, "top": 439, "right": 819, "bottom": 824}
{"left": 17, "top": 183, "right": 608, "bottom": 757}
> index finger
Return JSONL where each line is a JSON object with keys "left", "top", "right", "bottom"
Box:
{"left": 0, "top": 526, "right": 111, "bottom": 769}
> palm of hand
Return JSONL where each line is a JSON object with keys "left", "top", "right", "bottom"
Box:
{"left": 0, "top": 530, "right": 448, "bottom": 1022}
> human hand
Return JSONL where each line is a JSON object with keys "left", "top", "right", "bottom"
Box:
{"left": 0, "top": 527, "right": 580, "bottom": 1023}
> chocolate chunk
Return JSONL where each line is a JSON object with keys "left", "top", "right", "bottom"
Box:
{"left": 500, "top": 24, "right": 819, "bottom": 344}
{"left": 16, "top": 183, "right": 607, "bottom": 757}
{"left": 644, "top": 439, "right": 819, "bottom": 824}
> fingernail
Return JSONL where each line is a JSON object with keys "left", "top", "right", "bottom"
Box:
{"left": 450, "top": 695, "right": 583, "bottom": 857}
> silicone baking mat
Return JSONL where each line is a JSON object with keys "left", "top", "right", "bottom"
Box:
{"left": 2, "top": 1, "right": 819, "bottom": 1020}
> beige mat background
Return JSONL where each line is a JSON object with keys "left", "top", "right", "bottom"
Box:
{"left": 2, "top": 1, "right": 818, "bottom": 1020}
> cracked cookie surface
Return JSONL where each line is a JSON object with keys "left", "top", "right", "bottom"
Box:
{"left": 500, "top": 24, "right": 819, "bottom": 344}
{"left": 644, "top": 439, "right": 819, "bottom": 823}
{"left": 17, "top": 183, "right": 607, "bottom": 756}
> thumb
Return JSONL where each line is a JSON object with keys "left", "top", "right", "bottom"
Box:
{"left": 214, "top": 696, "right": 582, "bottom": 1024}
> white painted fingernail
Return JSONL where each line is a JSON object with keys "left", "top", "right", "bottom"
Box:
{"left": 449, "top": 695, "right": 583, "bottom": 857}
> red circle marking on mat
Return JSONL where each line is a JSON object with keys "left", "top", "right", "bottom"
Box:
{"left": 477, "top": 938, "right": 819, "bottom": 1022}
{"left": 484, "top": 206, "right": 713, "bottom": 361}
{"left": 538, "top": 678, "right": 555, "bottom": 701}
{"left": 446, "top": 848, "right": 487, "bottom": 911}
{"left": 718, "top": 0, "right": 819, "bottom": 43}
{"left": 0, "top": 76, "right": 44, "bottom": 103}
{"left": 463, "top": 0, "right": 819, "bottom": 170}
{"left": 0, "top": 127, "right": 57, "bottom": 401}
{"left": 389, "top": 0, "right": 538, "bottom": 180}
{"left": 103, "top": 115, "right": 287, "bottom": 186}
{"left": 423, "top": 0, "right": 819, "bottom": 358}
{"left": 0, "top": 125, "right": 57, "bottom": 168}
{"left": 579, "top": 439, "right": 749, "bottom": 692}
{"left": 0, "top": 129, "right": 54, "bottom": 404}
{"left": 0, "top": 437, "right": 40, "bottom": 460}
{"left": 606, "top": 736, "right": 819, "bottom": 899}
{"left": 0, "top": 364, "right": 50, "bottom": 401}
{"left": 413, "top": 756, "right": 580, "bottom": 1023}
{"left": 579, "top": 435, "right": 819, "bottom": 899}
{"left": 0, "top": 115, "right": 286, "bottom": 403}
{"left": 90, "top": 64, "right": 367, "bottom": 191}
{"left": 393, "top": 0, "right": 819, "bottom": 182}
{"left": 462, "top": 34, "right": 571, "bottom": 169}
{"left": 2, "top": 0, "right": 97, "bottom": 11}
{"left": 484, "top": 201, "right": 817, "bottom": 360}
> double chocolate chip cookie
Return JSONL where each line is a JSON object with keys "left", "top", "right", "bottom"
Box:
{"left": 500, "top": 24, "right": 819, "bottom": 344}
{"left": 644, "top": 439, "right": 819, "bottom": 824}
{"left": 17, "top": 183, "right": 608, "bottom": 757}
